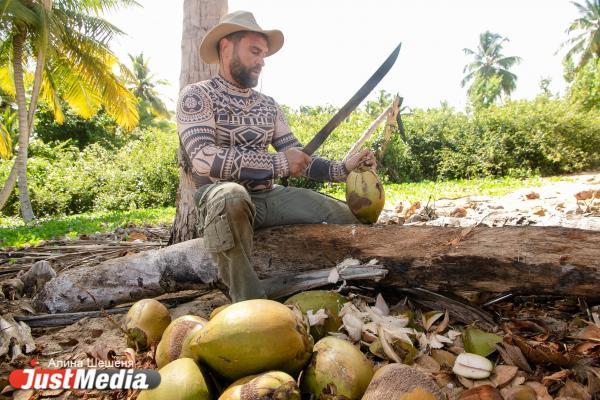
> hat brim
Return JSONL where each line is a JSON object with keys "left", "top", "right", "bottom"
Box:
{"left": 200, "top": 23, "right": 284, "bottom": 64}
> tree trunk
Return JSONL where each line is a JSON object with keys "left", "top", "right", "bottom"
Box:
{"left": 12, "top": 30, "right": 34, "bottom": 223}
{"left": 169, "top": 0, "right": 227, "bottom": 245}
{"left": 34, "top": 225, "right": 600, "bottom": 313}
{"left": 0, "top": 161, "right": 17, "bottom": 210}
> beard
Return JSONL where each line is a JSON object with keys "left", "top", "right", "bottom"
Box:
{"left": 230, "top": 52, "right": 260, "bottom": 88}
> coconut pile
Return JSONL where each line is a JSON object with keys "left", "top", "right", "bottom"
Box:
{"left": 5, "top": 284, "right": 596, "bottom": 400}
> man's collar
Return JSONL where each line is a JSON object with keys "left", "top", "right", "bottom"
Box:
{"left": 215, "top": 74, "right": 251, "bottom": 95}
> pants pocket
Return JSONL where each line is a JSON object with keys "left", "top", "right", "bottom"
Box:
{"left": 202, "top": 199, "right": 235, "bottom": 252}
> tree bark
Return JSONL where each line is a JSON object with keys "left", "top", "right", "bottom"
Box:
{"left": 34, "top": 225, "right": 600, "bottom": 313}
{"left": 12, "top": 30, "right": 34, "bottom": 223}
{"left": 0, "top": 161, "right": 17, "bottom": 211}
{"left": 169, "top": 0, "right": 227, "bottom": 245}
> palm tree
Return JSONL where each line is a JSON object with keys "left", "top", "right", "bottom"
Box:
{"left": 0, "top": 0, "right": 139, "bottom": 222}
{"left": 562, "top": 0, "right": 600, "bottom": 69}
{"left": 461, "top": 31, "right": 522, "bottom": 101}
{"left": 170, "top": 0, "right": 227, "bottom": 244}
{"left": 127, "top": 52, "right": 170, "bottom": 126}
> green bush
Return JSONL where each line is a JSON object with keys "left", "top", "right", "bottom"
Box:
{"left": 1, "top": 128, "right": 179, "bottom": 217}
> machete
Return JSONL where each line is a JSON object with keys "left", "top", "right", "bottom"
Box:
{"left": 302, "top": 43, "right": 402, "bottom": 156}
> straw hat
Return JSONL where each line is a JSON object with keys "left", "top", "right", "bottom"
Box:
{"left": 200, "top": 10, "right": 284, "bottom": 64}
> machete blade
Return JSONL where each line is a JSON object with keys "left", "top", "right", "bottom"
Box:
{"left": 302, "top": 43, "right": 402, "bottom": 156}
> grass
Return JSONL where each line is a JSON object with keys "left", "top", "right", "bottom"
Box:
{"left": 0, "top": 174, "right": 573, "bottom": 249}
{"left": 0, "top": 207, "right": 175, "bottom": 249}
{"left": 321, "top": 175, "right": 569, "bottom": 206}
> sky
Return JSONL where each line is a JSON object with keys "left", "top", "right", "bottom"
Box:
{"left": 106, "top": 0, "right": 581, "bottom": 112}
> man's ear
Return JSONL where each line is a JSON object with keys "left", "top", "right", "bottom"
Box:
{"left": 219, "top": 37, "right": 231, "bottom": 59}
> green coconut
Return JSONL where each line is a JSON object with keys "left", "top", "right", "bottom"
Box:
{"left": 155, "top": 315, "right": 208, "bottom": 368}
{"left": 137, "top": 358, "right": 211, "bottom": 400}
{"left": 301, "top": 336, "right": 373, "bottom": 400}
{"left": 284, "top": 290, "right": 347, "bottom": 341}
{"left": 219, "top": 371, "right": 300, "bottom": 400}
{"left": 189, "top": 299, "right": 313, "bottom": 381}
{"left": 345, "top": 168, "right": 385, "bottom": 224}
{"left": 123, "top": 299, "right": 171, "bottom": 351}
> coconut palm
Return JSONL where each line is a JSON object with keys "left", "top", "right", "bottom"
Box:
{"left": 170, "top": 0, "right": 227, "bottom": 244}
{"left": 0, "top": 0, "right": 139, "bottom": 222}
{"left": 127, "top": 52, "right": 170, "bottom": 126}
{"left": 562, "top": 0, "right": 600, "bottom": 69}
{"left": 461, "top": 31, "right": 522, "bottom": 102}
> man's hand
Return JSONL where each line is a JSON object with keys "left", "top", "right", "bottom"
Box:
{"left": 284, "top": 148, "right": 312, "bottom": 177}
{"left": 345, "top": 149, "right": 377, "bottom": 172}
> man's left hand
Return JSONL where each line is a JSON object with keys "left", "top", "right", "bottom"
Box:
{"left": 344, "top": 149, "right": 377, "bottom": 172}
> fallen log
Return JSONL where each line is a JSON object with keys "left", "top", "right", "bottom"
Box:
{"left": 33, "top": 225, "right": 600, "bottom": 313}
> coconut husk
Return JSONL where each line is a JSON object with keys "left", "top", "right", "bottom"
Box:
{"left": 361, "top": 363, "right": 444, "bottom": 400}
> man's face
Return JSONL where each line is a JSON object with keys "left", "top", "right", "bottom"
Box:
{"left": 226, "top": 32, "right": 268, "bottom": 88}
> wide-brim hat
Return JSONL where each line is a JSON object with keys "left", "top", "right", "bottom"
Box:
{"left": 200, "top": 10, "right": 284, "bottom": 64}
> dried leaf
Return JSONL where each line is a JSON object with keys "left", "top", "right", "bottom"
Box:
{"left": 496, "top": 341, "right": 533, "bottom": 373}
{"left": 58, "top": 338, "right": 79, "bottom": 348}
{"left": 457, "top": 375, "right": 475, "bottom": 389}
{"left": 525, "top": 192, "right": 540, "bottom": 200}
{"left": 127, "top": 231, "right": 147, "bottom": 241}
{"left": 489, "top": 365, "right": 519, "bottom": 388}
{"left": 542, "top": 369, "right": 571, "bottom": 386}
{"left": 576, "top": 324, "right": 600, "bottom": 341}
{"left": 572, "top": 341, "right": 600, "bottom": 355}
{"left": 575, "top": 190, "right": 596, "bottom": 201}
{"left": 558, "top": 379, "right": 592, "bottom": 400}
{"left": 431, "top": 349, "right": 457, "bottom": 369}
{"left": 86, "top": 342, "right": 116, "bottom": 362}
{"left": 435, "top": 310, "right": 450, "bottom": 333}
{"left": 512, "top": 336, "right": 575, "bottom": 368}
{"left": 524, "top": 381, "right": 552, "bottom": 400}
{"left": 404, "top": 201, "right": 421, "bottom": 219}
{"left": 450, "top": 207, "right": 467, "bottom": 218}
{"left": 414, "top": 354, "right": 441, "bottom": 373}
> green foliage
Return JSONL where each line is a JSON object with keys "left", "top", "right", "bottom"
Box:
{"left": 468, "top": 73, "right": 503, "bottom": 110}
{"left": 567, "top": 58, "right": 600, "bottom": 111}
{"left": 0, "top": 127, "right": 179, "bottom": 217}
{"left": 33, "top": 103, "right": 125, "bottom": 149}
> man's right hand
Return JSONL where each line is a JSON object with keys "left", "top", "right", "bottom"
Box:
{"left": 284, "top": 148, "right": 312, "bottom": 177}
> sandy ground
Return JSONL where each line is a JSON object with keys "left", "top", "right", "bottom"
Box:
{"left": 379, "top": 172, "right": 600, "bottom": 231}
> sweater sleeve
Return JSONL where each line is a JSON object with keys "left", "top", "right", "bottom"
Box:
{"left": 270, "top": 101, "right": 349, "bottom": 182}
{"left": 176, "top": 84, "right": 290, "bottom": 181}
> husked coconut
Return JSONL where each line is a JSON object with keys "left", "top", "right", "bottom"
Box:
{"left": 137, "top": 358, "right": 211, "bottom": 400}
{"left": 155, "top": 315, "right": 207, "bottom": 368}
{"left": 362, "top": 363, "right": 444, "bottom": 400}
{"left": 284, "top": 290, "right": 347, "bottom": 341}
{"left": 219, "top": 371, "right": 300, "bottom": 400}
{"left": 123, "top": 299, "right": 171, "bottom": 351}
{"left": 345, "top": 168, "right": 385, "bottom": 224}
{"left": 301, "top": 336, "right": 373, "bottom": 400}
{"left": 189, "top": 299, "right": 313, "bottom": 381}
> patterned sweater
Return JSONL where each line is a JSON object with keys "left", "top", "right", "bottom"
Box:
{"left": 176, "top": 74, "right": 348, "bottom": 191}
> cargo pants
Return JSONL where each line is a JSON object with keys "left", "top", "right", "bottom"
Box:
{"left": 194, "top": 182, "right": 359, "bottom": 303}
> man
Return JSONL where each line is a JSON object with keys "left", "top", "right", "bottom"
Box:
{"left": 177, "top": 10, "right": 376, "bottom": 302}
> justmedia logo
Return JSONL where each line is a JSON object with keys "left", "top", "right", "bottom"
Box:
{"left": 8, "top": 359, "right": 161, "bottom": 390}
